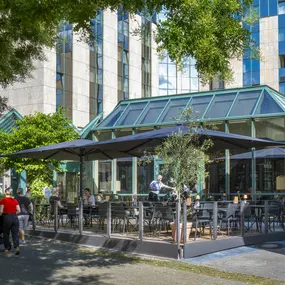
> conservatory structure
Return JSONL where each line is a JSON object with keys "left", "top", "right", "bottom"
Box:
{"left": 70, "top": 85, "right": 285, "bottom": 201}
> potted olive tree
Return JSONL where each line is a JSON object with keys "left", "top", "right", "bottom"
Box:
{"left": 154, "top": 108, "right": 213, "bottom": 242}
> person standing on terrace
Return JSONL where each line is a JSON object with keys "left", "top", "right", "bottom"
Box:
{"left": 148, "top": 175, "right": 174, "bottom": 202}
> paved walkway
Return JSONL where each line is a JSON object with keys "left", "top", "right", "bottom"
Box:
{"left": 187, "top": 241, "right": 285, "bottom": 282}
{"left": 0, "top": 237, "right": 283, "bottom": 285}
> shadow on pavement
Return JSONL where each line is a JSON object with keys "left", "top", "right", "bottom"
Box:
{"left": 0, "top": 236, "right": 138, "bottom": 285}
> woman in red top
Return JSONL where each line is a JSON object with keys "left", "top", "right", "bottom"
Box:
{"left": 0, "top": 189, "right": 20, "bottom": 255}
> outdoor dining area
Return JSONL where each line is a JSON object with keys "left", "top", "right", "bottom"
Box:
{"left": 31, "top": 195, "right": 285, "bottom": 245}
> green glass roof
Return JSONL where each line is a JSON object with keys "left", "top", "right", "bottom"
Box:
{"left": 94, "top": 85, "right": 285, "bottom": 130}
{"left": 0, "top": 109, "right": 22, "bottom": 133}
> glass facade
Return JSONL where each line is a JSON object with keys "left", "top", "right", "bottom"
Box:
{"left": 90, "top": 11, "right": 103, "bottom": 120}
{"left": 118, "top": 7, "right": 129, "bottom": 101}
{"left": 159, "top": 55, "right": 177, "bottom": 95}
{"left": 243, "top": 23, "right": 260, "bottom": 87}
{"left": 141, "top": 16, "right": 152, "bottom": 97}
{"left": 56, "top": 23, "right": 73, "bottom": 118}
{"left": 279, "top": 13, "right": 285, "bottom": 94}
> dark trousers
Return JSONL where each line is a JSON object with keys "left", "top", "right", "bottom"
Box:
{"left": 148, "top": 192, "right": 159, "bottom": 202}
{"left": 3, "top": 214, "right": 19, "bottom": 249}
{"left": 0, "top": 215, "right": 3, "bottom": 234}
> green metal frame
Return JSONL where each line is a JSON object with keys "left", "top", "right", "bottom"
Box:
{"left": 94, "top": 85, "right": 285, "bottom": 131}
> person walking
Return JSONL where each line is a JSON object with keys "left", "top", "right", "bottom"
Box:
{"left": 0, "top": 189, "right": 20, "bottom": 255}
{"left": 16, "top": 188, "right": 33, "bottom": 244}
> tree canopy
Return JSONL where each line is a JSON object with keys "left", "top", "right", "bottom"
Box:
{"left": 0, "top": 0, "right": 253, "bottom": 87}
{"left": 0, "top": 108, "right": 79, "bottom": 187}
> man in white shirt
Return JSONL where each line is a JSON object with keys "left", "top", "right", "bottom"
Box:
{"left": 149, "top": 175, "right": 173, "bottom": 202}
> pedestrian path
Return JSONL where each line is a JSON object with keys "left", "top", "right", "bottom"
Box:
{"left": 186, "top": 241, "right": 285, "bottom": 281}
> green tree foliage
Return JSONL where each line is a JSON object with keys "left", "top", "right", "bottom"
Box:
{"left": 154, "top": 108, "right": 213, "bottom": 196}
{"left": 0, "top": 108, "right": 79, "bottom": 188}
{"left": 0, "top": 0, "right": 253, "bottom": 87}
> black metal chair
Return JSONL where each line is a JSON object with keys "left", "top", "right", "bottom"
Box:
{"left": 64, "top": 203, "right": 79, "bottom": 230}
{"left": 192, "top": 202, "right": 214, "bottom": 240}
{"left": 154, "top": 205, "right": 175, "bottom": 236}
{"left": 220, "top": 203, "right": 239, "bottom": 236}
{"left": 97, "top": 202, "right": 108, "bottom": 230}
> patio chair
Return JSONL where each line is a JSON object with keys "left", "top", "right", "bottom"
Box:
{"left": 219, "top": 203, "right": 239, "bottom": 236}
{"left": 111, "top": 203, "right": 128, "bottom": 234}
{"left": 192, "top": 203, "right": 213, "bottom": 240}
{"left": 239, "top": 201, "right": 260, "bottom": 233}
{"left": 154, "top": 205, "right": 175, "bottom": 236}
{"left": 97, "top": 202, "right": 108, "bottom": 230}
{"left": 266, "top": 201, "right": 283, "bottom": 232}
{"left": 64, "top": 204, "right": 79, "bottom": 230}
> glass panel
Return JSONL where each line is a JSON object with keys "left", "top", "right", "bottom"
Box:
{"left": 280, "top": 82, "right": 285, "bottom": 94}
{"left": 95, "top": 131, "right": 112, "bottom": 141}
{"left": 260, "top": 0, "right": 268, "bottom": 17}
{"left": 98, "top": 161, "right": 112, "bottom": 193}
{"left": 207, "top": 160, "right": 226, "bottom": 195}
{"left": 136, "top": 100, "right": 169, "bottom": 125}
{"left": 255, "top": 117, "right": 285, "bottom": 141}
{"left": 229, "top": 91, "right": 261, "bottom": 117}
{"left": 114, "top": 130, "right": 132, "bottom": 138}
{"left": 204, "top": 93, "right": 236, "bottom": 119}
{"left": 99, "top": 105, "right": 127, "bottom": 128}
{"left": 228, "top": 120, "right": 252, "bottom": 136}
{"left": 137, "top": 159, "right": 154, "bottom": 194}
{"left": 254, "top": 91, "right": 283, "bottom": 114}
{"left": 158, "top": 98, "right": 190, "bottom": 123}
{"left": 279, "top": 1, "right": 285, "bottom": 14}
{"left": 279, "top": 27, "right": 285, "bottom": 42}
{"left": 116, "top": 158, "right": 132, "bottom": 194}
{"left": 189, "top": 96, "right": 212, "bottom": 119}
{"left": 269, "top": 0, "right": 278, "bottom": 16}
{"left": 116, "top": 102, "right": 147, "bottom": 126}
{"left": 230, "top": 151, "right": 252, "bottom": 195}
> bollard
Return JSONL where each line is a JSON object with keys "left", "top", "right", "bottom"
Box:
{"left": 183, "top": 202, "right": 187, "bottom": 246}
{"left": 107, "top": 201, "right": 112, "bottom": 238}
{"left": 240, "top": 204, "right": 244, "bottom": 237}
{"left": 79, "top": 197, "right": 83, "bottom": 235}
{"left": 139, "top": 202, "right": 144, "bottom": 241}
{"left": 176, "top": 202, "right": 181, "bottom": 258}
{"left": 54, "top": 200, "right": 58, "bottom": 233}
{"left": 213, "top": 202, "right": 218, "bottom": 240}
{"left": 32, "top": 201, "right": 36, "bottom": 231}
{"left": 264, "top": 201, "right": 269, "bottom": 234}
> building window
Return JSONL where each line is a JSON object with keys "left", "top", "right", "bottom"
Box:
{"left": 279, "top": 0, "right": 285, "bottom": 15}
{"left": 141, "top": 16, "right": 152, "bottom": 97}
{"left": 56, "top": 23, "right": 73, "bottom": 118}
{"left": 181, "top": 57, "right": 199, "bottom": 94}
{"left": 118, "top": 7, "right": 129, "bottom": 102}
{"left": 210, "top": 75, "right": 224, "bottom": 90}
{"left": 90, "top": 11, "right": 103, "bottom": 120}
{"left": 243, "top": 21, "right": 260, "bottom": 87}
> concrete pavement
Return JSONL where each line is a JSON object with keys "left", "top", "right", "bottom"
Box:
{"left": 187, "top": 241, "right": 285, "bottom": 282}
{"left": 0, "top": 237, "right": 283, "bottom": 285}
